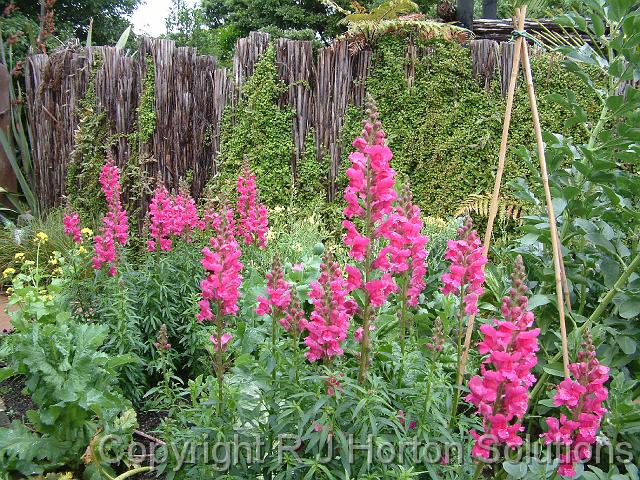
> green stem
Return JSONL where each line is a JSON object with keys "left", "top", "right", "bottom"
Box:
{"left": 549, "top": 466, "right": 559, "bottom": 480}
{"left": 358, "top": 155, "right": 374, "bottom": 386}
{"left": 113, "top": 467, "right": 153, "bottom": 480}
{"left": 450, "top": 285, "right": 467, "bottom": 424}
{"left": 472, "top": 462, "right": 484, "bottom": 480}
{"left": 215, "top": 299, "right": 224, "bottom": 416}
{"left": 398, "top": 274, "right": 409, "bottom": 388}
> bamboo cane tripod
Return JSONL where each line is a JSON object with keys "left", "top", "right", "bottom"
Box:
{"left": 457, "top": 5, "right": 571, "bottom": 384}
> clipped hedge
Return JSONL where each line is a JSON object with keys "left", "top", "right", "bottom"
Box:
{"left": 214, "top": 35, "right": 600, "bottom": 219}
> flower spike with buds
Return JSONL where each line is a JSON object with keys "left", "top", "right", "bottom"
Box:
{"left": 465, "top": 256, "right": 540, "bottom": 459}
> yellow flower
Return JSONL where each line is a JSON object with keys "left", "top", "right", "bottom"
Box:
{"left": 78, "top": 245, "right": 87, "bottom": 254}
{"left": 2, "top": 267, "right": 16, "bottom": 278}
{"left": 35, "top": 231, "right": 49, "bottom": 243}
{"left": 6, "top": 287, "right": 13, "bottom": 295}
{"left": 24, "top": 260, "right": 35, "bottom": 266}
{"left": 294, "top": 242, "right": 302, "bottom": 252}
{"left": 52, "top": 267, "right": 63, "bottom": 276}
{"left": 14, "top": 252, "right": 25, "bottom": 260}
{"left": 81, "top": 227, "right": 94, "bottom": 237}
{"left": 48, "top": 257, "right": 58, "bottom": 266}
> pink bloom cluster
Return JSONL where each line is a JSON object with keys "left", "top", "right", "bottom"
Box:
{"left": 197, "top": 204, "right": 243, "bottom": 323}
{"left": 92, "top": 157, "right": 128, "bottom": 276}
{"left": 300, "top": 255, "right": 352, "bottom": 362}
{"left": 63, "top": 212, "right": 82, "bottom": 244}
{"left": 541, "top": 331, "right": 609, "bottom": 477}
{"left": 375, "top": 183, "right": 429, "bottom": 306}
{"left": 256, "top": 257, "right": 291, "bottom": 317}
{"left": 147, "top": 186, "right": 203, "bottom": 252}
{"left": 237, "top": 162, "right": 268, "bottom": 249}
{"left": 441, "top": 217, "right": 487, "bottom": 315}
{"left": 465, "top": 256, "right": 540, "bottom": 459}
{"left": 280, "top": 288, "right": 305, "bottom": 337}
{"left": 343, "top": 109, "right": 399, "bottom": 309}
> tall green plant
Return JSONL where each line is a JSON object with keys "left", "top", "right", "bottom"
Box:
{"left": 509, "top": 0, "right": 640, "bottom": 451}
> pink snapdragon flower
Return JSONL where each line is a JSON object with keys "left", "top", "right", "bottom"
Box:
{"left": 300, "top": 253, "right": 352, "bottom": 362}
{"left": 63, "top": 211, "right": 82, "bottom": 244}
{"left": 197, "top": 203, "right": 243, "bottom": 321}
{"left": 92, "top": 157, "right": 128, "bottom": 276}
{"left": 374, "top": 183, "right": 429, "bottom": 306}
{"left": 256, "top": 257, "right": 291, "bottom": 317}
{"left": 465, "top": 256, "right": 540, "bottom": 458}
{"left": 541, "top": 331, "right": 609, "bottom": 477}
{"left": 147, "top": 186, "right": 204, "bottom": 252}
{"left": 210, "top": 332, "right": 233, "bottom": 352}
{"left": 342, "top": 103, "right": 401, "bottom": 382}
{"left": 441, "top": 217, "right": 487, "bottom": 315}
{"left": 237, "top": 162, "right": 268, "bottom": 249}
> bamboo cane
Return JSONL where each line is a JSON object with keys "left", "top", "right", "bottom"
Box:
{"left": 519, "top": 28, "right": 570, "bottom": 378}
{"left": 457, "top": 6, "right": 527, "bottom": 384}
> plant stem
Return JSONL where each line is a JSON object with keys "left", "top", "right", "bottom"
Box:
{"left": 398, "top": 273, "right": 409, "bottom": 388}
{"left": 472, "top": 462, "right": 484, "bottom": 480}
{"left": 450, "top": 285, "right": 467, "bottom": 424}
{"left": 358, "top": 154, "right": 374, "bottom": 385}
{"left": 113, "top": 467, "right": 153, "bottom": 480}
{"left": 215, "top": 299, "right": 224, "bottom": 416}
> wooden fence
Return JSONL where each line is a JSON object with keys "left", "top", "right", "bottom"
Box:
{"left": 25, "top": 33, "right": 537, "bottom": 210}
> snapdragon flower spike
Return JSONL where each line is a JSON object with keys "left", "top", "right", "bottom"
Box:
{"left": 256, "top": 256, "right": 291, "bottom": 317}
{"left": 375, "top": 182, "right": 430, "bottom": 306}
{"left": 237, "top": 161, "right": 268, "bottom": 249}
{"left": 343, "top": 101, "right": 400, "bottom": 383}
{"left": 92, "top": 156, "right": 128, "bottom": 276}
{"left": 280, "top": 287, "right": 305, "bottom": 338}
{"left": 441, "top": 217, "right": 487, "bottom": 315}
{"left": 300, "top": 252, "right": 352, "bottom": 362}
{"left": 541, "top": 331, "right": 609, "bottom": 478}
{"left": 197, "top": 203, "right": 243, "bottom": 322}
{"left": 147, "top": 186, "right": 204, "bottom": 252}
{"left": 465, "top": 256, "right": 540, "bottom": 459}
{"left": 63, "top": 211, "right": 82, "bottom": 244}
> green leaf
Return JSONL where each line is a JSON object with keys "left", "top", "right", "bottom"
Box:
{"left": 617, "top": 336, "right": 636, "bottom": 355}
{"left": 503, "top": 461, "right": 528, "bottom": 479}
{"left": 619, "top": 295, "right": 640, "bottom": 319}
{"left": 543, "top": 363, "right": 566, "bottom": 377}
{"left": 115, "top": 26, "right": 131, "bottom": 49}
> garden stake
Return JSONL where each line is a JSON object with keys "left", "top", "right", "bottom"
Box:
{"left": 458, "top": 5, "right": 571, "bottom": 382}
{"left": 519, "top": 29, "right": 570, "bottom": 377}
{"left": 457, "top": 6, "right": 527, "bottom": 384}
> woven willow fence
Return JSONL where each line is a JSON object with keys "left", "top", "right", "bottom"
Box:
{"left": 25, "top": 33, "right": 531, "bottom": 210}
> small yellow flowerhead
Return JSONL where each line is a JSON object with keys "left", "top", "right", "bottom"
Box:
{"left": 6, "top": 287, "right": 13, "bottom": 295}
{"left": 81, "top": 227, "right": 94, "bottom": 238}
{"left": 78, "top": 245, "right": 87, "bottom": 254}
{"left": 14, "top": 252, "right": 25, "bottom": 261}
{"left": 2, "top": 267, "right": 16, "bottom": 278}
{"left": 24, "top": 260, "right": 35, "bottom": 267}
{"left": 48, "top": 257, "right": 58, "bottom": 266}
{"left": 35, "top": 231, "right": 49, "bottom": 243}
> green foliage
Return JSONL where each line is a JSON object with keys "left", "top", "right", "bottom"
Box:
{"left": 6, "top": 0, "right": 142, "bottom": 46}
{"left": 341, "top": 36, "right": 600, "bottom": 218}
{"left": 216, "top": 46, "right": 298, "bottom": 207}
{"left": 65, "top": 56, "right": 109, "bottom": 221}
{"left": 0, "top": 209, "right": 72, "bottom": 280}
{"left": 0, "top": 319, "right": 135, "bottom": 476}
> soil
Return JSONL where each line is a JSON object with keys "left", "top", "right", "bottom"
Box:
{"left": 0, "top": 375, "right": 35, "bottom": 425}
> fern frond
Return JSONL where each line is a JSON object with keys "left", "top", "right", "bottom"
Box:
{"left": 455, "top": 193, "right": 524, "bottom": 221}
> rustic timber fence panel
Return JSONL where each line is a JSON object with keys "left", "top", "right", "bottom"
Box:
{"left": 25, "top": 33, "right": 548, "bottom": 210}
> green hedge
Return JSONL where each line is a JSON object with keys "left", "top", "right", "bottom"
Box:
{"left": 344, "top": 36, "right": 600, "bottom": 217}
{"left": 212, "top": 35, "right": 600, "bottom": 219}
